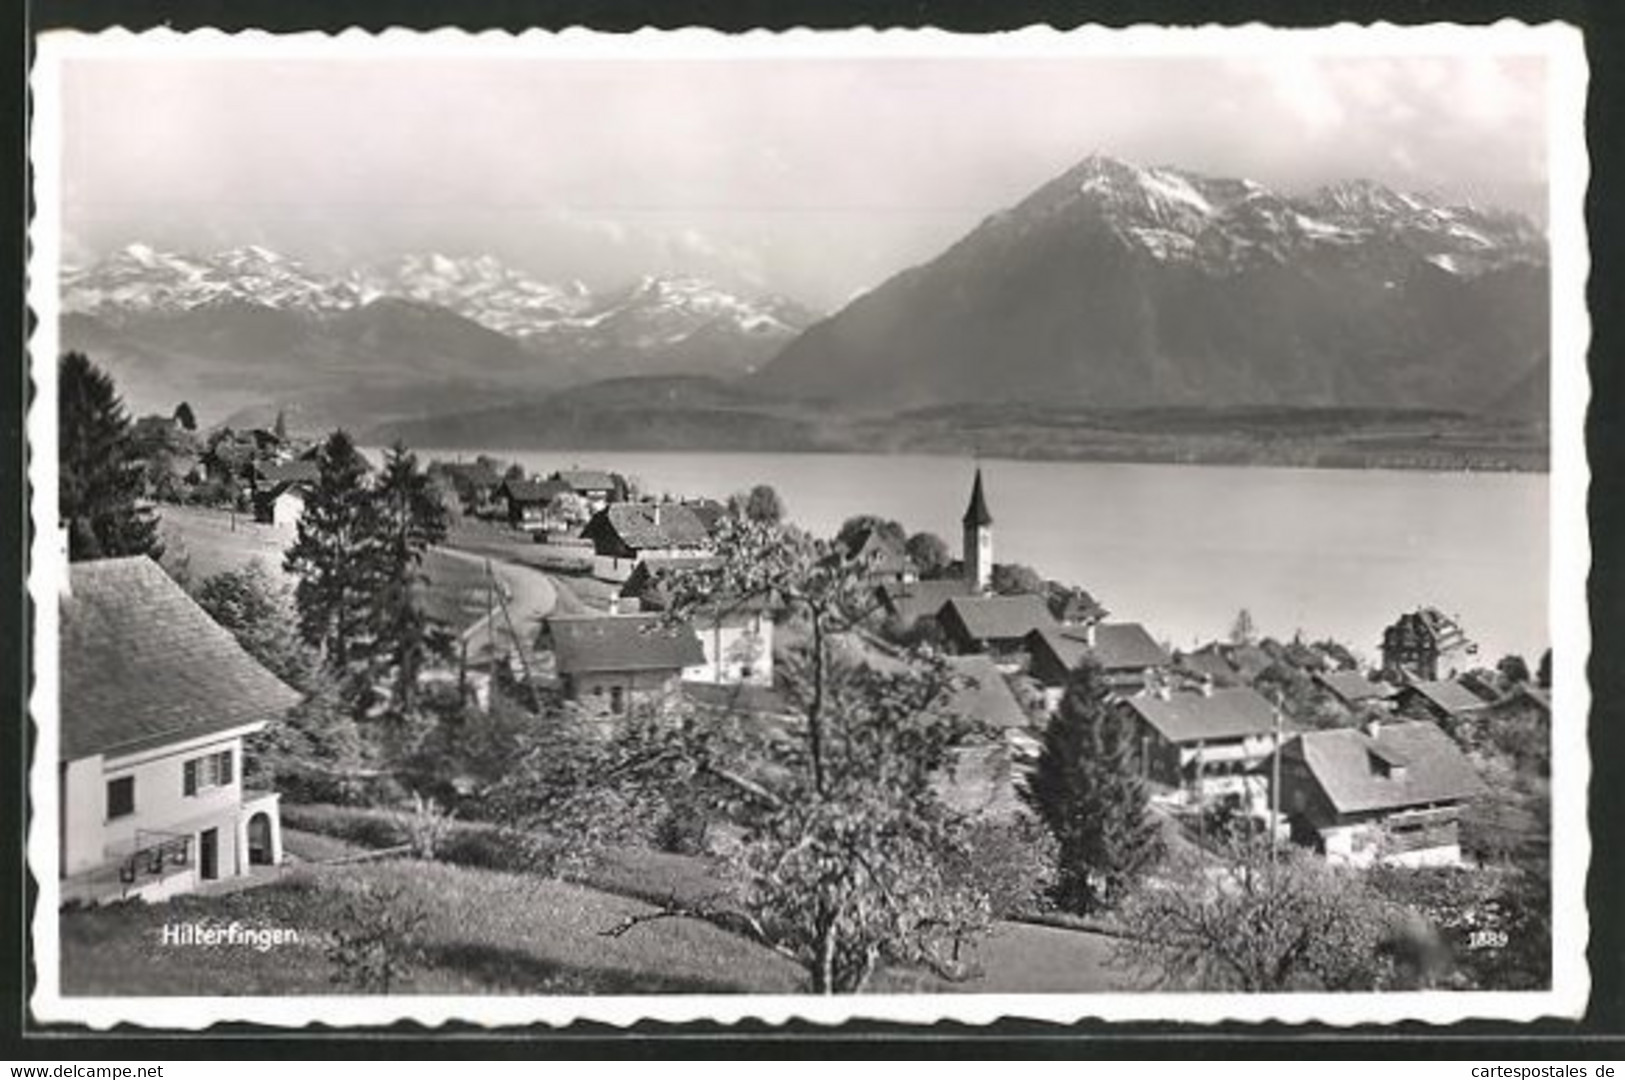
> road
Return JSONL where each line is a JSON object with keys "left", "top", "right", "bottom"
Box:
{"left": 435, "top": 546, "right": 559, "bottom": 666}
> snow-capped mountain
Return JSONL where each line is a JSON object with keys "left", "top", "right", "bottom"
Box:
{"left": 756, "top": 153, "right": 1548, "bottom": 414}
{"left": 60, "top": 243, "right": 364, "bottom": 320}
{"left": 57, "top": 244, "right": 819, "bottom": 427}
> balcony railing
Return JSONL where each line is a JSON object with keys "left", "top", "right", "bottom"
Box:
{"left": 118, "top": 830, "right": 191, "bottom": 884}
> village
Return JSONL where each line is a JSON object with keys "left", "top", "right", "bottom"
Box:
{"left": 53, "top": 381, "right": 1556, "bottom": 996}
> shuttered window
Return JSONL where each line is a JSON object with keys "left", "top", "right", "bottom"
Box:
{"left": 183, "top": 750, "right": 233, "bottom": 797}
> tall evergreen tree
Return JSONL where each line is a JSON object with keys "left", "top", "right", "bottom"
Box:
{"left": 284, "top": 430, "right": 383, "bottom": 709}
{"left": 58, "top": 352, "right": 163, "bottom": 562}
{"left": 371, "top": 442, "right": 450, "bottom": 716}
{"left": 1023, "top": 660, "right": 1164, "bottom": 914}
{"left": 173, "top": 401, "right": 197, "bottom": 432}
{"left": 273, "top": 408, "right": 288, "bottom": 441}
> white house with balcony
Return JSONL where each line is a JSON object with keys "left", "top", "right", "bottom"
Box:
{"left": 58, "top": 557, "right": 300, "bottom": 906}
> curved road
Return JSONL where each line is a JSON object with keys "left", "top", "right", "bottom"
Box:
{"left": 434, "top": 546, "right": 559, "bottom": 665}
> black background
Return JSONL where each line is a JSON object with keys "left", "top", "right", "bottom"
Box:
{"left": 5, "top": 0, "right": 1622, "bottom": 1057}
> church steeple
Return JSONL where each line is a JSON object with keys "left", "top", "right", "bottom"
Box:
{"left": 962, "top": 468, "right": 993, "bottom": 593}
{"left": 963, "top": 467, "right": 993, "bottom": 528}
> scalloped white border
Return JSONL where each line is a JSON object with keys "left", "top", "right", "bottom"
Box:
{"left": 26, "top": 21, "right": 1592, "bottom": 1030}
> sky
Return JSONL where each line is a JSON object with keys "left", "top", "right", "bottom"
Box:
{"left": 56, "top": 47, "right": 1551, "bottom": 309}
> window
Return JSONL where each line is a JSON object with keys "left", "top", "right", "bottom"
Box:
{"left": 610, "top": 686, "right": 625, "bottom": 715}
{"left": 183, "top": 749, "right": 235, "bottom": 797}
{"left": 106, "top": 776, "right": 134, "bottom": 820}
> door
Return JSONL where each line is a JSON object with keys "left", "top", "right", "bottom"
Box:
{"left": 200, "top": 828, "right": 219, "bottom": 881}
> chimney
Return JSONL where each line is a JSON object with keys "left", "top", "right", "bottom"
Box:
{"left": 1084, "top": 621, "right": 1098, "bottom": 647}
{"left": 1364, "top": 716, "right": 1382, "bottom": 740}
{"left": 1200, "top": 674, "right": 1214, "bottom": 698}
{"left": 652, "top": 504, "right": 662, "bottom": 527}
{"left": 1156, "top": 684, "right": 1172, "bottom": 702}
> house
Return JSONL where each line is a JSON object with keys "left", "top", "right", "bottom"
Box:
{"left": 59, "top": 557, "right": 299, "bottom": 906}
{"left": 684, "top": 499, "right": 728, "bottom": 536}
{"left": 1027, "top": 621, "right": 1172, "bottom": 702}
{"left": 875, "top": 578, "right": 977, "bottom": 632}
{"left": 1316, "top": 670, "right": 1398, "bottom": 713}
{"left": 1381, "top": 607, "right": 1476, "bottom": 681}
{"left": 437, "top": 462, "right": 504, "bottom": 515}
{"left": 843, "top": 527, "right": 915, "bottom": 585}
{"left": 621, "top": 558, "right": 773, "bottom": 687}
{"left": 1120, "top": 685, "right": 1284, "bottom": 808}
{"left": 1394, "top": 678, "right": 1494, "bottom": 725}
{"left": 1178, "top": 644, "right": 1239, "bottom": 685}
{"left": 1272, "top": 719, "right": 1488, "bottom": 867}
{"left": 499, "top": 478, "right": 571, "bottom": 530}
{"left": 545, "top": 613, "right": 706, "bottom": 717}
{"left": 552, "top": 469, "right": 622, "bottom": 513}
{"left": 253, "top": 483, "right": 307, "bottom": 531}
{"left": 938, "top": 594, "right": 1056, "bottom": 658}
{"left": 581, "top": 502, "right": 712, "bottom": 581}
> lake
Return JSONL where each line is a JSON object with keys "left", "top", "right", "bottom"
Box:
{"left": 419, "top": 448, "right": 1551, "bottom": 667}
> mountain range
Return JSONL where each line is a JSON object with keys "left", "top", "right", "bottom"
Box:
{"left": 58, "top": 153, "right": 1551, "bottom": 456}
{"left": 58, "top": 245, "right": 817, "bottom": 427}
{"left": 754, "top": 154, "right": 1548, "bottom": 419}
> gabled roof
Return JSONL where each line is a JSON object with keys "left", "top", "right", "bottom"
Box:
{"left": 589, "top": 503, "right": 711, "bottom": 552}
{"left": 1316, "top": 670, "right": 1397, "bottom": 706}
{"left": 877, "top": 579, "right": 976, "bottom": 626}
{"left": 555, "top": 469, "right": 618, "bottom": 492}
{"left": 501, "top": 478, "right": 570, "bottom": 504}
{"left": 251, "top": 460, "right": 320, "bottom": 486}
{"left": 962, "top": 468, "right": 993, "bottom": 528}
{"left": 1283, "top": 720, "right": 1488, "bottom": 814}
{"left": 60, "top": 557, "right": 302, "bottom": 760}
{"left": 941, "top": 594, "right": 1055, "bottom": 643}
{"left": 1124, "top": 687, "right": 1281, "bottom": 745}
{"left": 548, "top": 614, "right": 705, "bottom": 676}
{"left": 1402, "top": 679, "right": 1493, "bottom": 717}
{"left": 619, "top": 556, "right": 723, "bottom": 610}
{"left": 1031, "top": 622, "right": 1170, "bottom": 674}
{"left": 685, "top": 499, "right": 726, "bottom": 533}
{"left": 846, "top": 527, "right": 911, "bottom": 576}
{"left": 942, "top": 654, "right": 1030, "bottom": 731}
{"left": 1179, "top": 644, "right": 1237, "bottom": 682}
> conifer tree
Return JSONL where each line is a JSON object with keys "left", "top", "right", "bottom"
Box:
{"left": 371, "top": 442, "right": 450, "bottom": 716}
{"left": 58, "top": 352, "right": 163, "bottom": 561}
{"left": 284, "top": 430, "right": 383, "bottom": 709}
{"left": 1023, "top": 659, "right": 1164, "bottom": 914}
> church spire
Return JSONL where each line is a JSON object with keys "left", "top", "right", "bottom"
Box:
{"left": 963, "top": 467, "right": 993, "bottom": 528}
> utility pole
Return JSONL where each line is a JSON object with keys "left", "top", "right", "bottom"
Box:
{"left": 1270, "top": 687, "right": 1284, "bottom": 884}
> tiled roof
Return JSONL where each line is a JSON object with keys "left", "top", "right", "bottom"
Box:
{"left": 1404, "top": 679, "right": 1493, "bottom": 716}
{"left": 1284, "top": 720, "right": 1488, "bottom": 814}
{"left": 548, "top": 614, "right": 705, "bottom": 676}
{"left": 1033, "top": 622, "right": 1169, "bottom": 673}
{"left": 1316, "top": 670, "right": 1396, "bottom": 705}
{"left": 941, "top": 594, "right": 1055, "bottom": 643}
{"left": 619, "top": 556, "right": 723, "bottom": 611}
{"left": 1179, "top": 645, "right": 1237, "bottom": 682}
{"left": 1125, "top": 687, "right": 1281, "bottom": 745}
{"left": 501, "top": 478, "right": 569, "bottom": 504}
{"left": 252, "top": 460, "right": 320, "bottom": 486}
{"left": 942, "top": 654, "right": 1030, "bottom": 731}
{"left": 877, "top": 579, "right": 976, "bottom": 626}
{"left": 592, "top": 503, "right": 711, "bottom": 552}
{"left": 59, "top": 557, "right": 302, "bottom": 760}
{"left": 685, "top": 500, "right": 726, "bottom": 533}
{"left": 556, "top": 469, "right": 618, "bottom": 492}
{"left": 846, "top": 528, "right": 911, "bottom": 576}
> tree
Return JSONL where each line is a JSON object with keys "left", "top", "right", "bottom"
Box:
{"left": 58, "top": 352, "right": 164, "bottom": 562}
{"left": 1537, "top": 648, "right": 1552, "bottom": 690}
{"left": 533, "top": 516, "right": 1004, "bottom": 993}
{"left": 503, "top": 463, "right": 526, "bottom": 483}
{"left": 326, "top": 881, "right": 428, "bottom": 994}
{"left": 272, "top": 408, "right": 288, "bottom": 441}
{"left": 173, "top": 401, "right": 197, "bottom": 431}
{"left": 1113, "top": 833, "right": 1394, "bottom": 992}
{"left": 991, "top": 562, "right": 1044, "bottom": 596}
{"left": 1230, "top": 608, "right": 1258, "bottom": 646}
{"left": 904, "top": 532, "right": 951, "bottom": 578}
{"left": 1023, "top": 661, "right": 1163, "bottom": 914}
{"left": 738, "top": 483, "right": 786, "bottom": 525}
{"left": 284, "top": 430, "right": 385, "bottom": 709}
{"left": 835, "top": 514, "right": 905, "bottom": 553}
{"left": 1497, "top": 654, "right": 1532, "bottom": 686}
{"left": 194, "top": 561, "right": 313, "bottom": 688}
{"left": 371, "top": 442, "right": 451, "bottom": 717}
